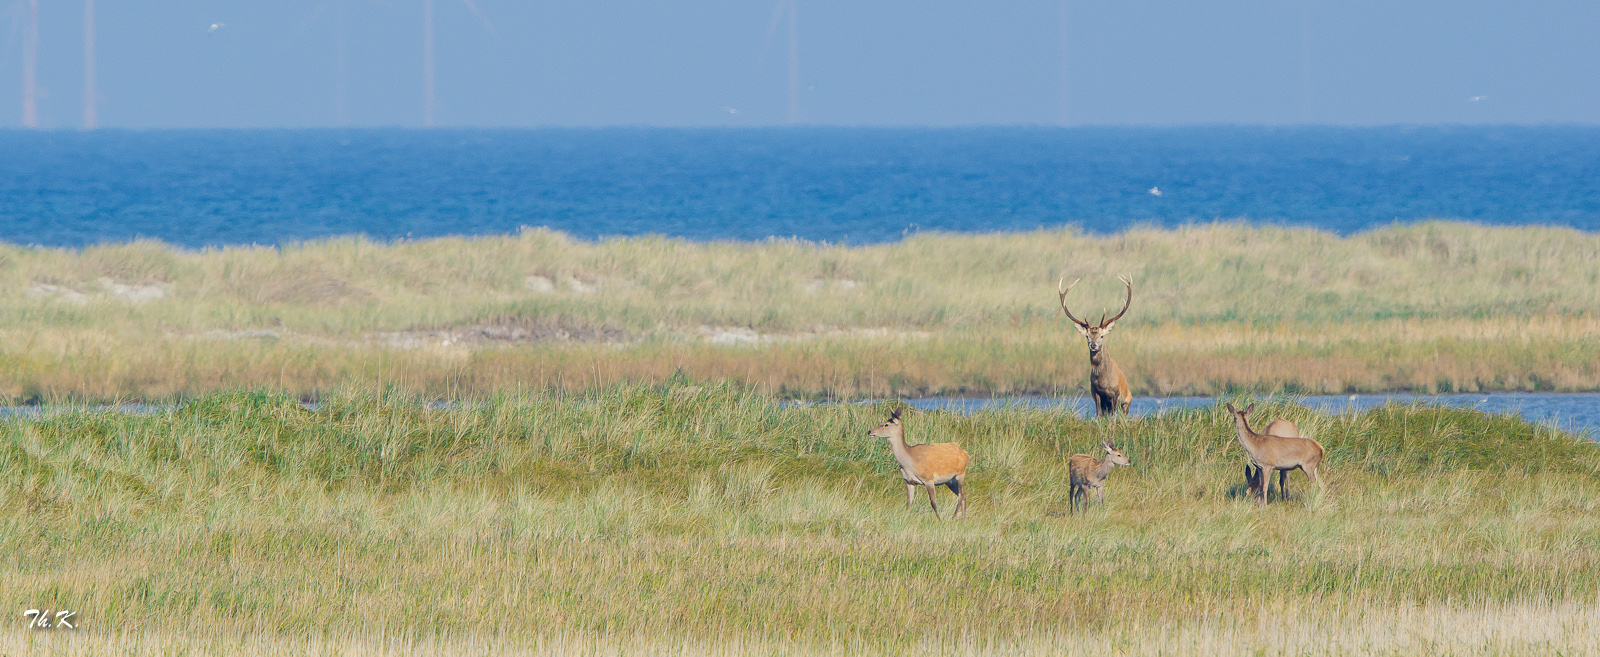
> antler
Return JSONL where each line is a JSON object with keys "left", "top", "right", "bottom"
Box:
{"left": 1100, "top": 275, "right": 1133, "bottom": 328}
{"left": 1057, "top": 277, "right": 1090, "bottom": 328}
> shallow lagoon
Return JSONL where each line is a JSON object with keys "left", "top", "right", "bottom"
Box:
{"left": 908, "top": 392, "right": 1600, "bottom": 439}
{"left": 4, "top": 392, "right": 1594, "bottom": 440}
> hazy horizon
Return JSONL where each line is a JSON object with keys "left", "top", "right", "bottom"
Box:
{"left": 2, "top": 0, "right": 1597, "bottom": 129}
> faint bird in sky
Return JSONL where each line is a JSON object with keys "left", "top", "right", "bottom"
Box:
{"left": 1148, "top": 186, "right": 1162, "bottom": 196}
{"left": 208, "top": 22, "right": 226, "bottom": 33}
{"left": 723, "top": 107, "right": 739, "bottom": 114}
{"left": 1468, "top": 95, "right": 1488, "bottom": 102}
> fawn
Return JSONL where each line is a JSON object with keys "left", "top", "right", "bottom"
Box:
{"left": 1069, "top": 440, "right": 1133, "bottom": 512}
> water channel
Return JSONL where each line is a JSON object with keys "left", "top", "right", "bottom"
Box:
{"left": 906, "top": 393, "right": 1600, "bottom": 439}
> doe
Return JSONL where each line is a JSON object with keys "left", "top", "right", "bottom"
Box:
{"left": 1244, "top": 418, "right": 1302, "bottom": 500}
{"left": 866, "top": 408, "right": 970, "bottom": 519}
{"left": 1069, "top": 440, "right": 1134, "bottom": 512}
{"left": 1226, "top": 403, "right": 1324, "bottom": 505}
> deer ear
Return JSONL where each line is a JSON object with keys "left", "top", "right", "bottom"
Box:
{"left": 1245, "top": 403, "right": 1256, "bottom": 414}
{"left": 1225, "top": 403, "right": 1237, "bottom": 414}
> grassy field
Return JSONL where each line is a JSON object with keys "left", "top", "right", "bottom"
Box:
{"left": 1, "top": 221, "right": 1598, "bottom": 401}
{"left": 3, "top": 385, "right": 1598, "bottom": 655}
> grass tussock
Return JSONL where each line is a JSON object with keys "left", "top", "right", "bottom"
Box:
{"left": 2, "top": 385, "right": 1598, "bottom": 654}
{"left": 1, "top": 221, "right": 1599, "bottom": 400}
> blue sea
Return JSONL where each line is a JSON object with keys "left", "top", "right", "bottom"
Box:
{"left": 3, "top": 126, "right": 1598, "bottom": 247}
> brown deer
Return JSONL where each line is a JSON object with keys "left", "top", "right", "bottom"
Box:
{"left": 1244, "top": 418, "right": 1301, "bottom": 500}
{"left": 1058, "top": 276, "right": 1134, "bottom": 416}
{"left": 1226, "top": 403, "right": 1324, "bottom": 504}
{"left": 1069, "top": 440, "right": 1133, "bottom": 512}
{"left": 866, "top": 408, "right": 970, "bottom": 519}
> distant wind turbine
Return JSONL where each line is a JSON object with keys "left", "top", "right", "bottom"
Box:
{"left": 762, "top": 0, "right": 800, "bottom": 123}
{"left": 21, "top": 0, "right": 38, "bottom": 128}
{"left": 335, "top": 0, "right": 347, "bottom": 124}
{"left": 1058, "top": 1, "right": 1069, "bottom": 125}
{"left": 423, "top": 0, "right": 496, "bottom": 127}
{"left": 1298, "top": 0, "right": 1312, "bottom": 122}
{"left": 84, "top": 0, "right": 96, "bottom": 129}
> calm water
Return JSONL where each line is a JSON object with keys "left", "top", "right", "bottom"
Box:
{"left": 9, "top": 394, "right": 1596, "bottom": 439}
{"left": 3, "top": 126, "right": 1599, "bottom": 247}
{"left": 906, "top": 393, "right": 1600, "bottom": 439}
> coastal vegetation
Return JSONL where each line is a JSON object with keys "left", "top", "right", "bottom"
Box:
{"left": 0, "top": 221, "right": 1597, "bottom": 401}
{"left": 3, "top": 386, "right": 1598, "bottom": 655}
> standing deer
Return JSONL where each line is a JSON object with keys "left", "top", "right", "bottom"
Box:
{"left": 1226, "top": 403, "right": 1324, "bottom": 504}
{"left": 1059, "top": 276, "right": 1134, "bottom": 416}
{"left": 1069, "top": 440, "right": 1134, "bottom": 512}
{"left": 1245, "top": 418, "right": 1302, "bottom": 500}
{"left": 866, "top": 408, "right": 970, "bottom": 519}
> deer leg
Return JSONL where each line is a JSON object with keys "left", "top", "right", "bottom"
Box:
{"left": 1096, "top": 486, "right": 1106, "bottom": 508}
{"left": 1279, "top": 469, "right": 1291, "bottom": 500}
{"left": 957, "top": 477, "right": 968, "bottom": 518}
{"left": 906, "top": 483, "right": 917, "bottom": 509}
{"left": 924, "top": 483, "right": 941, "bottom": 519}
{"left": 947, "top": 477, "right": 966, "bottom": 519}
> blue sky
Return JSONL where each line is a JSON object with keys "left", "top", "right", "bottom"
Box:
{"left": 2, "top": 0, "right": 1597, "bottom": 128}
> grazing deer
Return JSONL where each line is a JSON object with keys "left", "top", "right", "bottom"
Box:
{"left": 1069, "top": 440, "right": 1133, "bottom": 512}
{"left": 1226, "top": 403, "right": 1324, "bottom": 504}
{"left": 1058, "top": 276, "right": 1134, "bottom": 416}
{"left": 865, "top": 408, "right": 970, "bottom": 519}
{"left": 1245, "top": 418, "right": 1301, "bottom": 500}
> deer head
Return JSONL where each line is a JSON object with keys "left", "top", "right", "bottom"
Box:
{"left": 867, "top": 407, "right": 904, "bottom": 439}
{"left": 1102, "top": 440, "right": 1132, "bottom": 466}
{"left": 1058, "top": 276, "right": 1133, "bottom": 355}
{"left": 1224, "top": 402, "right": 1259, "bottom": 430}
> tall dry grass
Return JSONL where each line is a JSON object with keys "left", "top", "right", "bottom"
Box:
{"left": 1, "top": 221, "right": 1598, "bottom": 400}
{"left": 3, "top": 386, "right": 1598, "bottom": 654}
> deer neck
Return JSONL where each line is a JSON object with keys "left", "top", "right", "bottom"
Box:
{"left": 884, "top": 429, "right": 918, "bottom": 470}
{"left": 1232, "top": 415, "right": 1265, "bottom": 455}
{"left": 1088, "top": 345, "right": 1114, "bottom": 372}
{"left": 1093, "top": 455, "right": 1116, "bottom": 481}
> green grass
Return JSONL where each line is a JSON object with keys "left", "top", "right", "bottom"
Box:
{"left": 1, "top": 221, "right": 1599, "bottom": 400}
{"left": 4, "top": 385, "right": 1598, "bottom": 655}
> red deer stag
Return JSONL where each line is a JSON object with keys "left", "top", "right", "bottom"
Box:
{"left": 1058, "top": 276, "right": 1134, "bottom": 416}
{"left": 866, "top": 408, "right": 970, "bottom": 519}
